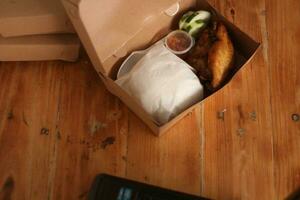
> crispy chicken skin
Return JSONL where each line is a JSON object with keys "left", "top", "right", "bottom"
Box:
{"left": 208, "top": 23, "right": 234, "bottom": 88}
{"left": 186, "top": 22, "right": 234, "bottom": 90}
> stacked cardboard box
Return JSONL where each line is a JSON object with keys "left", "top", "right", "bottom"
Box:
{"left": 0, "top": 0, "right": 80, "bottom": 61}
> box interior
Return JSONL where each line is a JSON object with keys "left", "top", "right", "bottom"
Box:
{"left": 66, "top": 0, "right": 260, "bottom": 133}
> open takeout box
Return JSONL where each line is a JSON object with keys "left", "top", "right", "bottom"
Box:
{"left": 62, "top": 0, "right": 260, "bottom": 136}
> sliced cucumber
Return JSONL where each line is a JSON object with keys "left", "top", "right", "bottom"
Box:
{"left": 194, "top": 10, "right": 211, "bottom": 22}
{"left": 179, "top": 10, "right": 211, "bottom": 36}
{"left": 187, "top": 21, "right": 205, "bottom": 36}
{"left": 179, "top": 11, "right": 194, "bottom": 29}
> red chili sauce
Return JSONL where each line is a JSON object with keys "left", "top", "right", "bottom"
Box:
{"left": 166, "top": 32, "right": 191, "bottom": 52}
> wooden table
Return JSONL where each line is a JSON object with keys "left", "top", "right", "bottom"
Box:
{"left": 0, "top": 0, "right": 299, "bottom": 199}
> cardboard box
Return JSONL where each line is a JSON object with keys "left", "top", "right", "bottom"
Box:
{"left": 0, "top": 34, "right": 80, "bottom": 62}
{"left": 0, "top": 0, "right": 75, "bottom": 37}
{"left": 62, "top": 0, "right": 260, "bottom": 136}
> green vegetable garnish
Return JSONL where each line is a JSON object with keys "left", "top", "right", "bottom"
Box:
{"left": 179, "top": 10, "right": 211, "bottom": 37}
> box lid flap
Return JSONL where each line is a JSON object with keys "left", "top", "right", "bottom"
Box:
{"left": 0, "top": 0, "right": 74, "bottom": 37}
{"left": 63, "top": 0, "right": 179, "bottom": 75}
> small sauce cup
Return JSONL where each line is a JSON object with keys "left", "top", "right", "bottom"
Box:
{"left": 165, "top": 30, "right": 194, "bottom": 55}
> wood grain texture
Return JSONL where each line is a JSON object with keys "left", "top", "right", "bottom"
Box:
{"left": 266, "top": 0, "right": 300, "bottom": 198}
{"left": 0, "top": 60, "right": 129, "bottom": 200}
{"left": 202, "top": 0, "right": 275, "bottom": 199}
{"left": 49, "top": 60, "right": 128, "bottom": 200}
{"left": 0, "top": 0, "right": 299, "bottom": 199}
{"left": 0, "top": 61, "right": 62, "bottom": 200}
{"left": 125, "top": 105, "right": 203, "bottom": 196}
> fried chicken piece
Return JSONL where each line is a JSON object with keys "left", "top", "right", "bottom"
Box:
{"left": 185, "top": 22, "right": 234, "bottom": 90}
{"left": 186, "top": 29, "right": 213, "bottom": 82}
{"left": 208, "top": 23, "right": 234, "bottom": 89}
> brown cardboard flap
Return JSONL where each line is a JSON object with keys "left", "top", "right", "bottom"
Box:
{"left": 63, "top": 0, "right": 179, "bottom": 75}
{"left": 0, "top": 34, "right": 80, "bottom": 62}
{"left": 0, "top": 0, "right": 74, "bottom": 37}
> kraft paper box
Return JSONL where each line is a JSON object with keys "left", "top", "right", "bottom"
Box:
{"left": 0, "top": 0, "right": 75, "bottom": 37}
{"left": 62, "top": 0, "right": 260, "bottom": 136}
{"left": 0, "top": 34, "right": 80, "bottom": 62}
